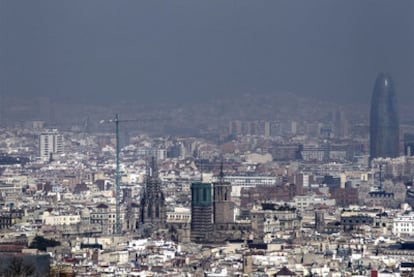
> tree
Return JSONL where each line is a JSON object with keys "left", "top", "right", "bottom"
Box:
{"left": 28, "top": 236, "right": 60, "bottom": 251}
{"left": 2, "top": 257, "right": 35, "bottom": 277}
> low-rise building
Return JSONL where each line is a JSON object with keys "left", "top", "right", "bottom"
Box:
{"left": 42, "top": 211, "right": 81, "bottom": 226}
{"left": 393, "top": 212, "right": 414, "bottom": 236}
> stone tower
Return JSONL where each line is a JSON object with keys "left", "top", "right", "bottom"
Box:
{"left": 140, "top": 156, "right": 166, "bottom": 228}
{"left": 213, "top": 164, "right": 234, "bottom": 224}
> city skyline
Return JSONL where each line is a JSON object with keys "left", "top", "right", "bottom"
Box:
{"left": 1, "top": 1, "right": 414, "bottom": 275}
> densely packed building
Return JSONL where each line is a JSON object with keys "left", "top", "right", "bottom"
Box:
{"left": 0, "top": 94, "right": 413, "bottom": 276}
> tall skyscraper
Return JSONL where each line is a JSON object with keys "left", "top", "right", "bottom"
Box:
{"left": 140, "top": 157, "right": 166, "bottom": 228}
{"left": 370, "top": 73, "right": 400, "bottom": 161}
{"left": 39, "top": 129, "right": 64, "bottom": 162}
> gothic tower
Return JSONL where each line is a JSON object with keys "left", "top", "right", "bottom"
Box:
{"left": 140, "top": 156, "right": 166, "bottom": 228}
{"left": 213, "top": 163, "right": 234, "bottom": 224}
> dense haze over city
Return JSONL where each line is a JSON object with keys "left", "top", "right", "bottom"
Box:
{"left": 2, "top": 1, "right": 414, "bottom": 276}
{"left": 1, "top": 0, "right": 414, "bottom": 109}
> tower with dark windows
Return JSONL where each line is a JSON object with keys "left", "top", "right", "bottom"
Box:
{"left": 190, "top": 164, "right": 251, "bottom": 243}
{"left": 190, "top": 182, "right": 213, "bottom": 243}
{"left": 370, "top": 73, "right": 400, "bottom": 161}
{"left": 140, "top": 156, "right": 165, "bottom": 228}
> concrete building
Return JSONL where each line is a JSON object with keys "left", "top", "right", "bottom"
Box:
{"left": 42, "top": 211, "right": 81, "bottom": 226}
{"left": 190, "top": 182, "right": 213, "bottom": 243}
{"left": 166, "top": 207, "right": 191, "bottom": 242}
{"left": 213, "top": 175, "right": 277, "bottom": 198}
{"left": 292, "top": 194, "right": 335, "bottom": 211}
{"left": 250, "top": 203, "right": 300, "bottom": 240}
{"left": 166, "top": 207, "right": 191, "bottom": 224}
{"left": 39, "top": 129, "right": 64, "bottom": 161}
{"left": 90, "top": 203, "right": 117, "bottom": 235}
{"left": 393, "top": 212, "right": 414, "bottom": 236}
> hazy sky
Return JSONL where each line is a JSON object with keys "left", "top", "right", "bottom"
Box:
{"left": 1, "top": 1, "right": 413, "bottom": 106}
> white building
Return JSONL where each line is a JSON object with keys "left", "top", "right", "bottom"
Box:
{"left": 393, "top": 212, "right": 414, "bottom": 236}
{"left": 39, "top": 129, "right": 64, "bottom": 161}
{"left": 292, "top": 194, "right": 336, "bottom": 211}
{"left": 212, "top": 175, "right": 277, "bottom": 197}
{"left": 166, "top": 207, "right": 191, "bottom": 223}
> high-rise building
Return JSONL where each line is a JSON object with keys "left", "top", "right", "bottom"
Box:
{"left": 190, "top": 182, "right": 213, "bottom": 243}
{"left": 39, "top": 129, "right": 64, "bottom": 162}
{"left": 370, "top": 73, "right": 400, "bottom": 161}
{"left": 333, "top": 108, "right": 348, "bottom": 138}
{"left": 140, "top": 157, "right": 166, "bottom": 228}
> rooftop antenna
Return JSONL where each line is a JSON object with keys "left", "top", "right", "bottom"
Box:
{"left": 0, "top": 90, "right": 4, "bottom": 127}
{"left": 114, "top": 114, "right": 121, "bottom": 235}
{"left": 200, "top": 159, "right": 203, "bottom": 182}
{"left": 219, "top": 157, "right": 225, "bottom": 183}
{"left": 379, "top": 163, "right": 383, "bottom": 191}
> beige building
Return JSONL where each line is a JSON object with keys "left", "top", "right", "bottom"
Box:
{"left": 166, "top": 207, "right": 191, "bottom": 223}
{"left": 42, "top": 211, "right": 81, "bottom": 226}
{"left": 251, "top": 203, "right": 300, "bottom": 240}
{"left": 90, "top": 203, "right": 117, "bottom": 235}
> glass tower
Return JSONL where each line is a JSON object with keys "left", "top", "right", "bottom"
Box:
{"left": 369, "top": 73, "right": 400, "bottom": 161}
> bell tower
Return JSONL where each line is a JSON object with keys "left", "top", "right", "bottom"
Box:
{"left": 213, "top": 162, "right": 234, "bottom": 224}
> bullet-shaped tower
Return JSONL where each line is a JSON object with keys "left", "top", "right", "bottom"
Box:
{"left": 370, "top": 73, "right": 400, "bottom": 161}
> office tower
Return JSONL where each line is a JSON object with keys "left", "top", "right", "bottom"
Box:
{"left": 39, "top": 129, "right": 64, "bottom": 162}
{"left": 370, "top": 73, "right": 400, "bottom": 161}
{"left": 213, "top": 166, "right": 234, "bottom": 224}
{"left": 333, "top": 108, "right": 348, "bottom": 138}
{"left": 140, "top": 157, "right": 166, "bottom": 228}
{"left": 290, "top": 120, "right": 297, "bottom": 135}
{"left": 264, "top": 121, "right": 271, "bottom": 138}
{"left": 190, "top": 182, "right": 213, "bottom": 243}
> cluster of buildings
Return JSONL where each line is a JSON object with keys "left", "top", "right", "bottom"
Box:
{"left": 0, "top": 73, "right": 413, "bottom": 276}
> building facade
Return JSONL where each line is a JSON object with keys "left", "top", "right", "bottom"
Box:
{"left": 39, "top": 129, "right": 64, "bottom": 162}
{"left": 393, "top": 212, "right": 414, "bottom": 236}
{"left": 190, "top": 182, "right": 213, "bottom": 243}
{"left": 250, "top": 203, "right": 301, "bottom": 240}
{"left": 90, "top": 203, "right": 116, "bottom": 235}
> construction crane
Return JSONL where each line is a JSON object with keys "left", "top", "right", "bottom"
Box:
{"left": 100, "top": 114, "right": 139, "bottom": 235}
{"left": 100, "top": 113, "right": 171, "bottom": 235}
